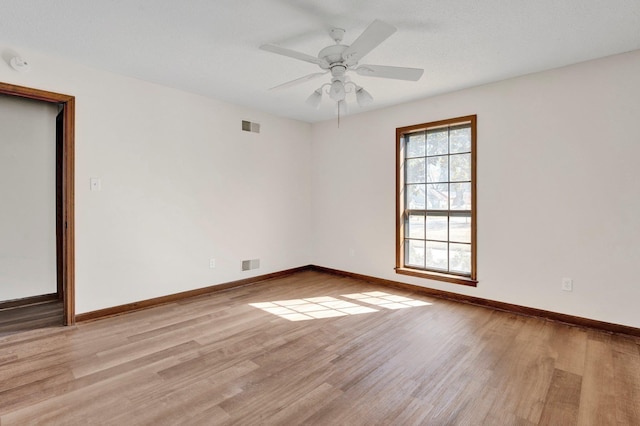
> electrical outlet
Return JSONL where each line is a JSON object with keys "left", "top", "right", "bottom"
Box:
{"left": 209, "top": 258, "right": 216, "bottom": 269}
{"left": 561, "top": 278, "right": 573, "bottom": 292}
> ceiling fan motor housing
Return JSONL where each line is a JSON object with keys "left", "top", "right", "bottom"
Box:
{"left": 318, "top": 45, "right": 350, "bottom": 69}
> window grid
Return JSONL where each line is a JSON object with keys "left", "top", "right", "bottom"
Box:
{"left": 396, "top": 116, "right": 477, "bottom": 285}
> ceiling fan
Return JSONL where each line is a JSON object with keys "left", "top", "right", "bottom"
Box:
{"left": 260, "top": 20, "right": 424, "bottom": 112}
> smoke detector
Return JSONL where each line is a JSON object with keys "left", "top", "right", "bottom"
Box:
{"left": 10, "top": 56, "right": 31, "bottom": 73}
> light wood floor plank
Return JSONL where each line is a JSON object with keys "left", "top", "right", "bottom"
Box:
{"left": 577, "top": 334, "right": 618, "bottom": 425}
{"left": 0, "top": 270, "right": 638, "bottom": 425}
{"left": 538, "top": 368, "right": 582, "bottom": 425}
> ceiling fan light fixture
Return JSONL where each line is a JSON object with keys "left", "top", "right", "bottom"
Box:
{"left": 306, "top": 89, "right": 323, "bottom": 109}
{"left": 356, "top": 87, "right": 374, "bottom": 106}
{"left": 329, "top": 80, "right": 345, "bottom": 101}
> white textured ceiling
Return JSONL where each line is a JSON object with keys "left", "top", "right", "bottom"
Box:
{"left": 2, "top": 0, "right": 640, "bottom": 123}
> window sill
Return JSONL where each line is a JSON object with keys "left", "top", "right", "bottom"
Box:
{"left": 395, "top": 268, "right": 478, "bottom": 287}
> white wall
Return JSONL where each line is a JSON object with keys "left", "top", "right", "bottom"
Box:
{"left": 0, "top": 95, "right": 58, "bottom": 300}
{"left": 311, "top": 49, "right": 640, "bottom": 329}
{"left": 2, "top": 42, "right": 638, "bottom": 329}
{"left": 0, "top": 44, "right": 312, "bottom": 314}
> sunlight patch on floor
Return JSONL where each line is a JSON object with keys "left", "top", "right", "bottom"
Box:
{"left": 249, "top": 296, "right": 377, "bottom": 321}
{"left": 342, "top": 291, "right": 432, "bottom": 310}
{"left": 249, "top": 291, "right": 432, "bottom": 321}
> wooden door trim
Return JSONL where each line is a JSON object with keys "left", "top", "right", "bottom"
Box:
{"left": 0, "top": 82, "right": 75, "bottom": 325}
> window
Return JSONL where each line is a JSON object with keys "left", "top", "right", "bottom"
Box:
{"left": 396, "top": 115, "right": 477, "bottom": 286}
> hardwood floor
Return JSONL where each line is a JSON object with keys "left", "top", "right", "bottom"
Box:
{"left": 0, "top": 270, "right": 638, "bottom": 425}
{"left": 0, "top": 300, "right": 63, "bottom": 338}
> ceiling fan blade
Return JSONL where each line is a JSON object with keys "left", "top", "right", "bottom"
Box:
{"left": 342, "top": 20, "right": 397, "bottom": 66}
{"left": 269, "top": 72, "right": 328, "bottom": 91}
{"left": 355, "top": 64, "right": 424, "bottom": 81}
{"left": 260, "top": 44, "right": 329, "bottom": 68}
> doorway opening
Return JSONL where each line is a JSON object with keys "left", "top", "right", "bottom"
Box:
{"left": 0, "top": 82, "right": 75, "bottom": 328}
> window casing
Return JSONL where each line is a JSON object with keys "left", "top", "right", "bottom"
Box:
{"left": 396, "top": 115, "right": 477, "bottom": 286}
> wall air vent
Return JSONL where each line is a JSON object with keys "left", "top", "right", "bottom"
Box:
{"left": 242, "top": 258, "right": 260, "bottom": 271}
{"left": 241, "top": 120, "right": 260, "bottom": 133}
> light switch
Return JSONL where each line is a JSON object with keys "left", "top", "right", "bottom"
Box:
{"left": 90, "top": 178, "right": 101, "bottom": 191}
